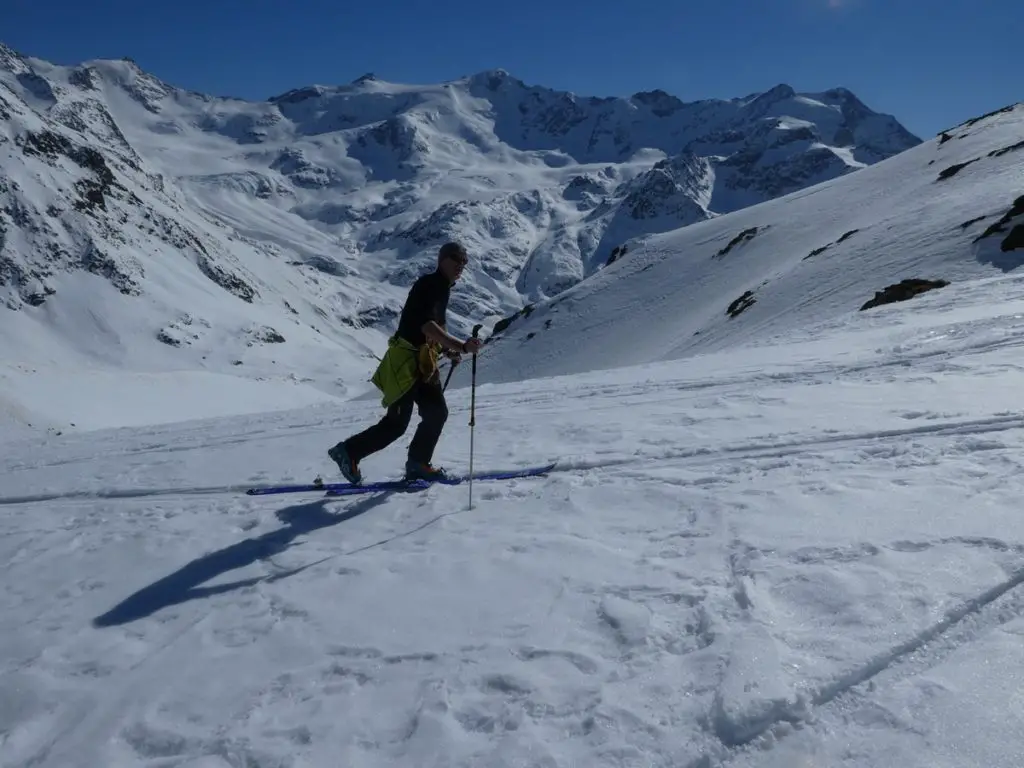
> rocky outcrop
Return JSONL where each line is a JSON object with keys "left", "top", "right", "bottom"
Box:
{"left": 860, "top": 279, "right": 950, "bottom": 311}
{"left": 974, "top": 195, "right": 1024, "bottom": 271}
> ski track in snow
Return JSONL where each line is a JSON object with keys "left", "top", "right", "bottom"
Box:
{"left": 3, "top": 410, "right": 1024, "bottom": 507}
{"left": 713, "top": 561, "right": 1024, "bottom": 763}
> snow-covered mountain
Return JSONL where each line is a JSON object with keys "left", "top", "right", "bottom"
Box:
{"left": 4, "top": 44, "right": 1024, "bottom": 768}
{"left": 2, "top": 100, "right": 1024, "bottom": 767}
{"left": 0, "top": 42, "right": 920, "bottom": 422}
{"left": 469, "top": 102, "right": 1024, "bottom": 388}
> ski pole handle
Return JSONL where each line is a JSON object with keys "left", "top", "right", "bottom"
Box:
{"left": 469, "top": 324, "right": 481, "bottom": 426}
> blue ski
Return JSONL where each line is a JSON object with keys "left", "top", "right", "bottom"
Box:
{"left": 324, "top": 463, "right": 556, "bottom": 496}
{"left": 245, "top": 463, "right": 556, "bottom": 497}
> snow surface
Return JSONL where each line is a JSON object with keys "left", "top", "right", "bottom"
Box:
{"left": 1, "top": 100, "right": 1024, "bottom": 767}
{"left": 5, "top": 271, "right": 1024, "bottom": 767}
{"left": 0, "top": 363, "right": 335, "bottom": 432}
{"left": 2, "top": 39, "right": 1023, "bottom": 767}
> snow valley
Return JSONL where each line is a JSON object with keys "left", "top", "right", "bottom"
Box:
{"left": 2, "top": 42, "right": 920, "bottom": 432}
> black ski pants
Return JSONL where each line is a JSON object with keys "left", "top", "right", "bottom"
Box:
{"left": 345, "top": 376, "right": 448, "bottom": 465}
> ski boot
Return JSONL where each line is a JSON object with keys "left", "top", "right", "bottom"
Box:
{"left": 404, "top": 460, "right": 451, "bottom": 484}
{"left": 328, "top": 442, "right": 362, "bottom": 484}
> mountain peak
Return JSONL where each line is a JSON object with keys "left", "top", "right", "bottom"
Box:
{"left": 0, "top": 42, "right": 27, "bottom": 73}
{"left": 268, "top": 84, "right": 329, "bottom": 104}
{"left": 474, "top": 67, "right": 513, "bottom": 80}
{"left": 631, "top": 89, "right": 686, "bottom": 116}
{"left": 820, "top": 86, "right": 871, "bottom": 113}
{"left": 825, "top": 86, "right": 855, "bottom": 98}
{"left": 748, "top": 83, "right": 796, "bottom": 106}
{"left": 466, "top": 68, "right": 524, "bottom": 91}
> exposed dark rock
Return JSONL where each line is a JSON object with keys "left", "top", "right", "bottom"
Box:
{"left": 860, "top": 279, "right": 949, "bottom": 311}
{"left": 989, "top": 140, "right": 1024, "bottom": 158}
{"left": 247, "top": 326, "right": 285, "bottom": 345}
{"left": 491, "top": 304, "right": 535, "bottom": 336}
{"left": 24, "top": 287, "right": 53, "bottom": 306}
{"left": 950, "top": 104, "right": 1016, "bottom": 132}
{"left": 342, "top": 305, "right": 399, "bottom": 328}
{"left": 716, "top": 227, "right": 761, "bottom": 258}
{"left": 157, "top": 330, "right": 182, "bottom": 346}
{"left": 727, "top": 290, "right": 756, "bottom": 318}
{"left": 1003, "top": 225, "right": 1024, "bottom": 252}
{"left": 606, "top": 244, "right": 628, "bottom": 266}
{"left": 195, "top": 254, "right": 256, "bottom": 303}
{"left": 937, "top": 159, "right": 979, "bottom": 180}
{"left": 974, "top": 195, "right": 1024, "bottom": 244}
{"left": 804, "top": 229, "right": 859, "bottom": 260}
{"left": 959, "top": 215, "right": 987, "bottom": 230}
{"left": 68, "top": 66, "right": 99, "bottom": 90}
{"left": 79, "top": 239, "right": 139, "bottom": 295}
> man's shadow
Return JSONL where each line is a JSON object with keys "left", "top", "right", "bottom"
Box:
{"left": 92, "top": 491, "right": 397, "bottom": 628}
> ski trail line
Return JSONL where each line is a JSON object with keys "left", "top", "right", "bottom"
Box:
{"left": 559, "top": 411, "right": 1024, "bottom": 475}
{"left": 716, "top": 563, "right": 1024, "bottom": 765}
{"left": 3, "top": 411, "right": 1023, "bottom": 507}
{"left": 812, "top": 566, "right": 1024, "bottom": 709}
{"left": 0, "top": 483, "right": 256, "bottom": 506}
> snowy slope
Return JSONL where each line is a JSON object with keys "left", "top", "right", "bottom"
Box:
{"left": 473, "top": 102, "right": 1024, "bottom": 386}
{"left": 1, "top": 86, "right": 1023, "bottom": 768}
{"left": 5, "top": 265, "right": 1024, "bottom": 767}
{"left": 0, "top": 46, "right": 393, "bottom": 430}
{"left": 0, "top": 42, "right": 921, "bottom": 433}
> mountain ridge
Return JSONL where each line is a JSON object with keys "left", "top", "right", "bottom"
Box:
{"left": 1, "top": 40, "right": 924, "bottom": 420}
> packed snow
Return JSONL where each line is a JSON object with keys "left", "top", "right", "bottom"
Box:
{"left": 5, "top": 270, "right": 1024, "bottom": 767}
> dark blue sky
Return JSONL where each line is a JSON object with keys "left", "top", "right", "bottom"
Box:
{"left": 4, "top": 0, "right": 1020, "bottom": 137}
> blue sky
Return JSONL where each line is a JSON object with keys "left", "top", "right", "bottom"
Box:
{"left": 3, "top": 0, "right": 1019, "bottom": 137}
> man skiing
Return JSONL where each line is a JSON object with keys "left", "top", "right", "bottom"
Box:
{"left": 328, "top": 241, "right": 483, "bottom": 484}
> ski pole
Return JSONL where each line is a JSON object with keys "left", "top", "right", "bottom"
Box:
{"left": 442, "top": 359, "right": 458, "bottom": 392}
{"left": 468, "top": 324, "right": 481, "bottom": 510}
